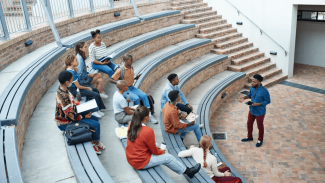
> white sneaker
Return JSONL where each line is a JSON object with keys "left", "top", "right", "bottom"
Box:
{"left": 100, "top": 93, "right": 108, "bottom": 99}
{"left": 199, "top": 124, "right": 204, "bottom": 128}
{"left": 92, "top": 112, "right": 102, "bottom": 118}
{"left": 97, "top": 111, "right": 105, "bottom": 117}
{"left": 149, "top": 113, "right": 158, "bottom": 124}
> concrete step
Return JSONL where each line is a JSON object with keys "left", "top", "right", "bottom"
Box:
{"left": 171, "top": 0, "right": 203, "bottom": 7}
{"left": 245, "top": 74, "right": 288, "bottom": 89}
{"left": 196, "top": 27, "right": 237, "bottom": 39}
{"left": 168, "top": 2, "right": 207, "bottom": 11}
{"left": 183, "top": 7, "right": 212, "bottom": 15}
{"left": 225, "top": 47, "right": 259, "bottom": 60}
{"left": 248, "top": 67, "right": 283, "bottom": 82}
{"left": 181, "top": 14, "right": 222, "bottom": 24}
{"left": 200, "top": 23, "right": 232, "bottom": 34}
{"left": 185, "top": 10, "right": 217, "bottom": 20}
{"left": 211, "top": 42, "right": 253, "bottom": 55}
{"left": 228, "top": 57, "right": 270, "bottom": 72}
{"left": 231, "top": 52, "right": 265, "bottom": 65}
{"left": 195, "top": 19, "right": 227, "bottom": 29}
{"left": 211, "top": 32, "right": 242, "bottom": 44}
{"left": 245, "top": 62, "right": 276, "bottom": 77}
{"left": 215, "top": 37, "right": 248, "bottom": 49}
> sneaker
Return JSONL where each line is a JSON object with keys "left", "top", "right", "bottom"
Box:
{"left": 149, "top": 113, "right": 158, "bottom": 124}
{"left": 100, "top": 93, "right": 108, "bottom": 99}
{"left": 241, "top": 137, "right": 253, "bottom": 142}
{"left": 256, "top": 140, "right": 263, "bottom": 147}
{"left": 93, "top": 145, "right": 101, "bottom": 155}
{"left": 97, "top": 111, "right": 105, "bottom": 117}
{"left": 92, "top": 112, "right": 102, "bottom": 119}
{"left": 184, "top": 163, "right": 201, "bottom": 178}
{"left": 96, "top": 142, "right": 105, "bottom": 150}
{"left": 199, "top": 124, "right": 204, "bottom": 128}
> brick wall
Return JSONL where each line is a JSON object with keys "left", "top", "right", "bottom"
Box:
{"left": 0, "top": 0, "right": 170, "bottom": 71}
{"left": 181, "top": 58, "right": 231, "bottom": 96}
{"left": 138, "top": 42, "right": 215, "bottom": 93}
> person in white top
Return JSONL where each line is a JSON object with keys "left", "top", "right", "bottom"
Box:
{"left": 89, "top": 29, "right": 116, "bottom": 77}
{"left": 113, "top": 80, "right": 136, "bottom": 127}
{"left": 178, "top": 135, "right": 242, "bottom": 183}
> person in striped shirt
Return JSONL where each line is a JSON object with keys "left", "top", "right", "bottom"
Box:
{"left": 88, "top": 29, "right": 116, "bottom": 77}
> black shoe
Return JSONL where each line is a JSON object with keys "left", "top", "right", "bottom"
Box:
{"left": 241, "top": 137, "right": 253, "bottom": 142}
{"left": 184, "top": 163, "right": 201, "bottom": 179}
{"left": 256, "top": 140, "right": 263, "bottom": 147}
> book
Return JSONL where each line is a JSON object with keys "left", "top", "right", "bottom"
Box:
{"left": 118, "top": 127, "right": 128, "bottom": 137}
{"left": 130, "top": 105, "right": 139, "bottom": 109}
{"left": 185, "top": 112, "right": 198, "bottom": 122}
{"left": 76, "top": 99, "right": 99, "bottom": 116}
{"left": 98, "top": 53, "right": 115, "bottom": 62}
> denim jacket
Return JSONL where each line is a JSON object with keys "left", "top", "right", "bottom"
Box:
{"left": 161, "top": 82, "right": 188, "bottom": 111}
{"left": 247, "top": 84, "right": 271, "bottom": 116}
{"left": 76, "top": 54, "right": 92, "bottom": 85}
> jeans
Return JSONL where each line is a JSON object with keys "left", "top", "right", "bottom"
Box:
{"left": 123, "top": 85, "right": 150, "bottom": 108}
{"left": 118, "top": 123, "right": 129, "bottom": 128}
{"left": 176, "top": 103, "right": 192, "bottom": 114}
{"left": 91, "top": 61, "right": 116, "bottom": 77}
{"left": 177, "top": 123, "right": 202, "bottom": 142}
{"left": 58, "top": 115, "right": 101, "bottom": 142}
{"left": 142, "top": 154, "right": 186, "bottom": 175}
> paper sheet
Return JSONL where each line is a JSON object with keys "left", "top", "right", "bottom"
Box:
{"left": 76, "top": 99, "right": 98, "bottom": 113}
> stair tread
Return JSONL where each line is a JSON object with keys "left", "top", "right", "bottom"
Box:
{"left": 200, "top": 23, "right": 231, "bottom": 31}
{"left": 185, "top": 10, "right": 217, "bottom": 17}
{"left": 216, "top": 37, "right": 248, "bottom": 46}
{"left": 172, "top": 0, "right": 202, "bottom": 5}
{"left": 169, "top": 2, "right": 206, "bottom": 10}
{"left": 212, "top": 42, "right": 253, "bottom": 52}
{"left": 211, "top": 32, "right": 242, "bottom": 41}
{"left": 227, "top": 47, "right": 258, "bottom": 57}
{"left": 232, "top": 51, "right": 264, "bottom": 62}
{"left": 245, "top": 74, "right": 288, "bottom": 87}
{"left": 228, "top": 57, "right": 270, "bottom": 69}
{"left": 195, "top": 19, "right": 227, "bottom": 28}
{"left": 183, "top": 7, "right": 211, "bottom": 14}
{"left": 244, "top": 62, "right": 275, "bottom": 75}
{"left": 182, "top": 15, "right": 222, "bottom": 22}
{"left": 198, "top": 27, "right": 237, "bottom": 37}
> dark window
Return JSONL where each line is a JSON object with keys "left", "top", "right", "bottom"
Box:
{"left": 298, "top": 10, "right": 325, "bottom": 22}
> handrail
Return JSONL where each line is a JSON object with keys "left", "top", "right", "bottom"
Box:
{"left": 225, "top": 0, "right": 289, "bottom": 56}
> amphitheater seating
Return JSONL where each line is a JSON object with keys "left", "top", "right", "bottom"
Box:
{"left": 62, "top": 17, "right": 141, "bottom": 48}
{"left": 65, "top": 138, "right": 114, "bottom": 183}
{"left": 0, "top": 126, "right": 23, "bottom": 183}
{"left": 139, "top": 10, "right": 181, "bottom": 21}
{"left": 133, "top": 38, "right": 211, "bottom": 88}
{"left": 109, "top": 24, "right": 195, "bottom": 63}
{"left": 121, "top": 138, "right": 176, "bottom": 183}
{"left": 195, "top": 72, "right": 248, "bottom": 183}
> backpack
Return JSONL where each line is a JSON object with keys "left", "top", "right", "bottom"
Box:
{"left": 65, "top": 122, "right": 93, "bottom": 145}
{"left": 114, "top": 64, "right": 134, "bottom": 80}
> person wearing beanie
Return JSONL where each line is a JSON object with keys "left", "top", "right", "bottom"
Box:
{"left": 238, "top": 74, "right": 271, "bottom": 147}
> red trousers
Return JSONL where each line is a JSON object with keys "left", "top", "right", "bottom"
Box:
{"left": 212, "top": 167, "right": 242, "bottom": 183}
{"left": 247, "top": 111, "right": 265, "bottom": 141}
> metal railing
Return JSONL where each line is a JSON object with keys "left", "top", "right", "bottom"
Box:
{"left": 225, "top": 0, "right": 289, "bottom": 56}
{"left": 0, "top": 0, "right": 152, "bottom": 41}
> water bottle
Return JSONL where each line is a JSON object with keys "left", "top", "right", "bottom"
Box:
{"left": 76, "top": 88, "right": 81, "bottom": 102}
{"left": 126, "top": 93, "right": 130, "bottom": 106}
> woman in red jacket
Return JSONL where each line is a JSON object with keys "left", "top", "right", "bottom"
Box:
{"left": 125, "top": 106, "right": 201, "bottom": 178}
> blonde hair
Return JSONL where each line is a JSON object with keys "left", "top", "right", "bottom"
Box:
{"left": 62, "top": 54, "right": 76, "bottom": 71}
{"left": 200, "top": 135, "right": 211, "bottom": 168}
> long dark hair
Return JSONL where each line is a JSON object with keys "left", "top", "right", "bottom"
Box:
{"left": 76, "top": 41, "right": 87, "bottom": 60}
{"left": 127, "top": 106, "right": 149, "bottom": 142}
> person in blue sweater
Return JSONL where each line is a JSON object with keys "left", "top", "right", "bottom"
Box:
{"left": 238, "top": 74, "right": 271, "bottom": 147}
{"left": 161, "top": 73, "right": 193, "bottom": 114}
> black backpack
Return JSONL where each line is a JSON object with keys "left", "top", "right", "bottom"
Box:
{"left": 65, "top": 122, "right": 93, "bottom": 145}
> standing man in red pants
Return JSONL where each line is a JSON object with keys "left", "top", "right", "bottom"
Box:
{"left": 238, "top": 74, "right": 271, "bottom": 147}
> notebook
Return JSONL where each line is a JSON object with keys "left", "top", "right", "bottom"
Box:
{"left": 76, "top": 99, "right": 99, "bottom": 115}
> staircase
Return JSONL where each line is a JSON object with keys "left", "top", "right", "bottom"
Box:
{"left": 169, "top": 0, "right": 288, "bottom": 88}
{"left": 2, "top": 0, "right": 33, "bottom": 16}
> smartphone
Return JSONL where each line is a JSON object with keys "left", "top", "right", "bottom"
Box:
{"left": 245, "top": 101, "right": 254, "bottom": 106}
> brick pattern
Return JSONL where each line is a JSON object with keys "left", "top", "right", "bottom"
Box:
{"left": 209, "top": 81, "right": 325, "bottom": 182}
{"left": 181, "top": 58, "right": 230, "bottom": 96}
{"left": 0, "top": 0, "right": 170, "bottom": 71}
{"left": 172, "top": 0, "right": 288, "bottom": 88}
{"left": 139, "top": 42, "right": 214, "bottom": 93}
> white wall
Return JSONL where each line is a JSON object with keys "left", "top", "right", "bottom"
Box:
{"left": 295, "top": 21, "right": 325, "bottom": 67}
{"left": 203, "top": 0, "right": 325, "bottom": 77}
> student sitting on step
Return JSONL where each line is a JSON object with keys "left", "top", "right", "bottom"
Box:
{"left": 75, "top": 41, "right": 108, "bottom": 99}
{"left": 110, "top": 54, "right": 158, "bottom": 124}
{"left": 89, "top": 29, "right": 116, "bottom": 77}
{"left": 55, "top": 71, "right": 105, "bottom": 155}
{"left": 178, "top": 135, "right": 242, "bottom": 183}
{"left": 63, "top": 54, "right": 106, "bottom": 118}
{"left": 125, "top": 106, "right": 201, "bottom": 178}
{"left": 113, "top": 80, "right": 136, "bottom": 127}
{"left": 161, "top": 73, "right": 193, "bottom": 114}
{"left": 162, "top": 90, "right": 202, "bottom": 143}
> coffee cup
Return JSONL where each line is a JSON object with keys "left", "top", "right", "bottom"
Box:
{"left": 160, "top": 142, "right": 166, "bottom": 150}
